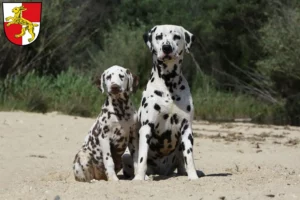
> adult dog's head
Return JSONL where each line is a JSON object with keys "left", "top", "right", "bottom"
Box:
{"left": 143, "top": 25, "right": 195, "bottom": 61}
{"left": 94, "top": 65, "right": 139, "bottom": 96}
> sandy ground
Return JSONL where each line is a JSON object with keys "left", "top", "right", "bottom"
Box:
{"left": 0, "top": 111, "right": 300, "bottom": 200}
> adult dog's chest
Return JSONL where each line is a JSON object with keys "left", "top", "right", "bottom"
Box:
{"left": 139, "top": 81, "right": 193, "bottom": 157}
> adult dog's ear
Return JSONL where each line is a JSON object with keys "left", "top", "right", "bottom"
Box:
{"left": 93, "top": 72, "right": 105, "bottom": 93}
{"left": 126, "top": 69, "right": 139, "bottom": 93}
{"left": 181, "top": 27, "right": 195, "bottom": 54}
{"left": 143, "top": 26, "right": 157, "bottom": 52}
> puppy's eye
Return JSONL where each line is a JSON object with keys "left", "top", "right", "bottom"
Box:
{"left": 106, "top": 74, "right": 111, "bottom": 80}
{"left": 155, "top": 34, "right": 163, "bottom": 40}
{"left": 173, "top": 35, "right": 181, "bottom": 40}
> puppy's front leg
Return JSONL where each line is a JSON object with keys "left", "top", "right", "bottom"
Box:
{"left": 133, "top": 125, "right": 151, "bottom": 180}
{"left": 181, "top": 120, "right": 198, "bottom": 180}
{"left": 99, "top": 134, "right": 119, "bottom": 181}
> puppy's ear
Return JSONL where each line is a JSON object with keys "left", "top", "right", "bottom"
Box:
{"left": 93, "top": 72, "right": 105, "bottom": 93}
{"left": 126, "top": 69, "right": 139, "bottom": 93}
{"left": 182, "top": 27, "right": 195, "bottom": 54}
{"left": 143, "top": 26, "right": 157, "bottom": 52}
{"left": 132, "top": 74, "right": 139, "bottom": 93}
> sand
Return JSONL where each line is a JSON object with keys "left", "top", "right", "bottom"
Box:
{"left": 0, "top": 111, "right": 299, "bottom": 200}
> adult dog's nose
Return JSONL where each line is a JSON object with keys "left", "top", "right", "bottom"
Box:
{"left": 162, "top": 44, "right": 172, "bottom": 54}
{"left": 110, "top": 84, "right": 121, "bottom": 94}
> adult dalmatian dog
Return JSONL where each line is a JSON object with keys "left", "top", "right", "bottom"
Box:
{"left": 73, "top": 65, "right": 139, "bottom": 182}
{"left": 123, "top": 25, "right": 199, "bottom": 180}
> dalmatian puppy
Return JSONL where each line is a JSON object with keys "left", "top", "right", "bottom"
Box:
{"left": 124, "top": 25, "right": 199, "bottom": 180}
{"left": 73, "top": 65, "right": 139, "bottom": 182}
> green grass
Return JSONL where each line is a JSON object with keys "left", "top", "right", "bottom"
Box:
{"left": 0, "top": 69, "right": 285, "bottom": 124}
{"left": 0, "top": 69, "right": 105, "bottom": 117}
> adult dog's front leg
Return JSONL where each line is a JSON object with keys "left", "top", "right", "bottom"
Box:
{"left": 133, "top": 125, "right": 150, "bottom": 180}
{"left": 180, "top": 120, "right": 198, "bottom": 180}
{"left": 128, "top": 124, "right": 139, "bottom": 175}
{"left": 99, "top": 135, "right": 119, "bottom": 181}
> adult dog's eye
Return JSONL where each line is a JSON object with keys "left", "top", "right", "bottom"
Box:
{"left": 119, "top": 74, "right": 124, "bottom": 80}
{"left": 173, "top": 35, "right": 181, "bottom": 40}
{"left": 155, "top": 34, "right": 163, "bottom": 40}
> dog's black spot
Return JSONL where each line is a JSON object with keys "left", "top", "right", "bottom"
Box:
{"left": 172, "top": 114, "right": 179, "bottom": 124}
{"left": 187, "top": 105, "right": 191, "bottom": 112}
{"left": 141, "top": 97, "right": 146, "bottom": 106}
{"left": 151, "top": 77, "right": 155, "bottom": 82}
{"left": 173, "top": 35, "right": 181, "bottom": 40}
{"left": 144, "top": 103, "right": 148, "bottom": 108}
{"left": 105, "top": 98, "right": 109, "bottom": 106}
{"left": 184, "top": 156, "right": 187, "bottom": 165}
{"left": 103, "top": 125, "right": 109, "bottom": 133}
{"left": 163, "top": 114, "right": 169, "bottom": 120}
{"left": 95, "top": 137, "right": 100, "bottom": 145}
{"left": 140, "top": 157, "right": 143, "bottom": 163}
{"left": 155, "top": 33, "right": 163, "bottom": 40}
{"left": 181, "top": 142, "right": 185, "bottom": 151}
{"left": 153, "top": 123, "right": 159, "bottom": 130}
{"left": 180, "top": 85, "right": 185, "bottom": 90}
{"left": 179, "top": 50, "right": 183, "bottom": 55}
{"left": 178, "top": 76, "right": 183, "bottom": 85}
{"left": 119, "top": 74, "right": 124, "bottom": 80}
{"left": 154, "top": 90, "right": 163, "bottom": 97}
{"left": 143, "top": 119, "right": 149, "bottom": 125}
{"left": 157, "top": 64, "right": 162, "bottom": 78}
{"left": 162, "top": 63, "right": 167, "bottom": 69}
{"left": 182, "top": 124, "right": 189, "bottom": 134}
{"left": 154, "top": 104, "right": 161, "bottom": 112}
{"left": 173, "top": 83, "right": 177, "bottom": 89}
{"left": 188, "top": 134, "right": 194, "bottom": 146}
{"left": 106, "top": 74, "right": 111, "bottom": 80}
{"left": 179, "top": 59, "right": 183, "bottom": 64}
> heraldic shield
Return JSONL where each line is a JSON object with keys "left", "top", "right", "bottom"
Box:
{"left": 2, "top": 2, "right": 42, "bottom": 45}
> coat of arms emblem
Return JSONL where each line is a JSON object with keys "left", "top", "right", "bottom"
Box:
{"left": 2, "top": 2, "right": 42, "bottom": 45}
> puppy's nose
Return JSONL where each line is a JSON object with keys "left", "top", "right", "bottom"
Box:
{"left": 110, "top": 84, "right": 121, "bottom": 94}
{"left": 162, "top": 44, "right": 173, "bottom": 54}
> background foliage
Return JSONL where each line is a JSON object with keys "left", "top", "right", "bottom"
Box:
{"left": 0, "top": 0, "right": 299, "bottom": 125}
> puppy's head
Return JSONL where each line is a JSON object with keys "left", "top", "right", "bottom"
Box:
{"left": 143, "top": 25, "right": 195, "bottom": 61}
{"left": 94, "top": 65, "right": 139, "bottom": 95}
